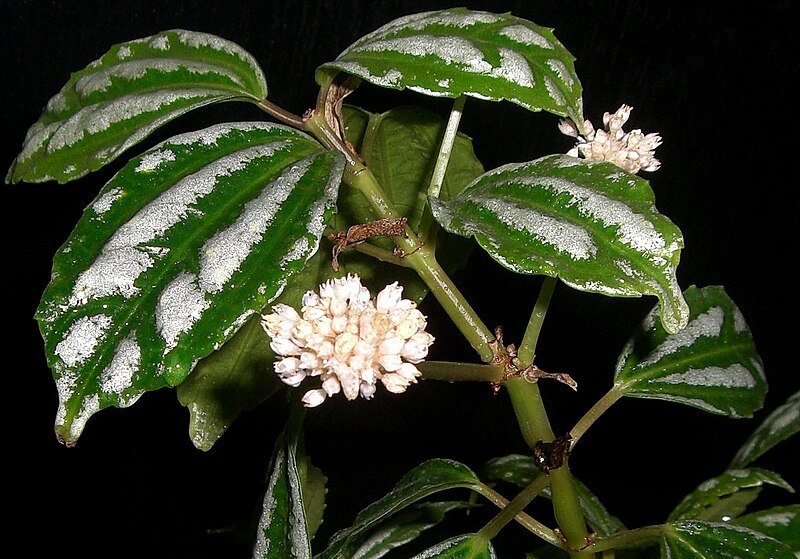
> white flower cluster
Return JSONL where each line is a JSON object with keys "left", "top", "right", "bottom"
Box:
{"left": 559, "top": 104, "right": 662, "bottom": 174}
{"left": 261, "top": 274, "right": 434, "bottom": 407}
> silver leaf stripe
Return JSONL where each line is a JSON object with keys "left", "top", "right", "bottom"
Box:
{"left": 325, "top": 8, "right": 581, "bottom": 120}
{"left": 431, "top": 155, "right": 688, "bottom": 333}
{"left": 615, "top": 288, "right": 765, "bottom": 418}
{"left": 44, "top": 123, "right": 341, "bottom": 441}
{"left": 11, "top": 30, "right": 267, "bottom": 183}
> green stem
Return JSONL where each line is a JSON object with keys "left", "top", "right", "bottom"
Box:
{"left": 506, "top": 378, "right": 555, "bottom": 446}
{"left": 570, "top": 385, "right": 624, "bottom": 447}
{"left": 343, "top": 161, "right": 495, "bottom": 362}
{"left": 417, "top": 361, "right": 504, "bottom": 382}
{"left": 255, "top": 98, "right": 306, "bottom": 129}
{"left": 584, "top": 525, "right": 665, "bottom": 553}
{"left": 478, "top": 474, "right": 550, "bottom": 541}
{"left": 517, "top": 276, "right": 557, "bottom": 364}
{"left": 350, "top": 240, "right": 412, "bottom": 268}
{"left": 428, "top": 95, "right": 466, "bottom": 199}
{"left": 418, "top": 96, "right": 467, "bottom": 246}
{"left": 407, "top": 246, "right": 495, "bottom": 362}
{"left": 506, "top": 277, "right": 591, "bottom": 559}
{"left": 473, "top": 483, "right": 562, "bottom": 548}
{"left": 304, "top": 109, "right": 585, "bottom": 553}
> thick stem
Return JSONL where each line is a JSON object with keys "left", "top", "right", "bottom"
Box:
{"left": 506, "top": 378, "right": 555, "bottom": 446}
{"left": 507, "top": 277, "right": 591, "bottom": 559}
{"left": 305, "top": 109, "right": 585, "bottom": 553}
{"left": 343, "top": 162, "right": 495, "bottom": 362}
{"left": 407, "top": 247, "right": 495, "bottom": 362}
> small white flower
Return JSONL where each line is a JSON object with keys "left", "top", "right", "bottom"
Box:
{"left": 559, "top": 104, "right": 662, "bottom": 174}
{"left": 261, "top": 275, "right": 435, "bottom": 407}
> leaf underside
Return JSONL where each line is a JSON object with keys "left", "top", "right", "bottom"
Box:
{"left": 38, "top": 121, "right": 343, "bottom": 445}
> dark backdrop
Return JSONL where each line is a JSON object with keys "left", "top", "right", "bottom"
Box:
{"left": 4, "top": 1, "right": 797, "bottom": 558}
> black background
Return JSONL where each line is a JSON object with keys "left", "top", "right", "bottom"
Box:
{"left": 4, "top": 1, "right": 798, "bottom": 558}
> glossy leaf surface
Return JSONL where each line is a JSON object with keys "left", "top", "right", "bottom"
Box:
{"left": 316, "top": 459, "right": 484, "bottom": 559}
{"left": 252, "top": 410, "right": 316, "bottom": 559}
{"left": 730, "top": 390, "right": 800, "bottom": 468}
{"left": 668, "top": 468, "right": 794, "bottom": 522}
{"left": 614, "top": 285, "right": 766, "bottom": 418}
{"left": 176, "top": 248, "right": 328, "bottom": 450}
{"left": 176, "top": 313, "right": 282, "bottom": 450}
{"left": 350, "top": 502, "right": 471, "bottom": 559}
{"left": 38, "top": 122, "right": 343, "bottom": 445}
{"left": 7, "top": 29, "right": 268, "bottom": 184}
{"left": 318, "top": 8, "right": 582, "bottom": 123}
{"left": 735, "top": 505, "right": 800, "bottom": 552}
{"left": 430, "top": 154, "right": 688, "bottom": 333}
{"left": 661, "top": 520, "right": 795, "bottom": 559}
{"left": 409, "top": 533, "right": 496, "bottom": 559}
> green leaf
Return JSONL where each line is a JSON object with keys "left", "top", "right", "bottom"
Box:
{"left": 332, "top": 104, "right": 483, "bottom": 301}
{"left": 7, "top": 29, "right": 268, "bottom": 184}
{"left": 37, "top": 121, "right": 344, "bottom": 445}
{"left": 430, "top": 154, "right": 688, "bottom": 333}
{"left": 614, "top": 285, "right": 766, "bottom": 418}
{"left": 253, "top": 408, "right": 315, "bottom": 559}
{"left": 661, "top": 520, "right": 795, "bottom": 559}
{"left": 318, "top": 8, "right": 582, "bottom": 123}
{"left": 176, "top": 244, "right": 329, "bottom": 450}
{"left": 409, "top": 533, "right": 496, "bottom": 559}
{"left": 730, "top": 390, "right": 800, "bottom": 468}
{"left": 176, "top": 313, "right": 282, "bottom": 450}
{"left": 734, "top": 505, "right": 800, "bottom": 552}
{"left": 668, "top": 468, "right": 794, "bottom": 522}
{"left": 481, "top": 454, "right": 625, "bottom": 536}
{"left": 316, "top": 459, "right": 484, "bottom": 559}
{"left": 350, "top": 501, "right": 472, "bottom": 559}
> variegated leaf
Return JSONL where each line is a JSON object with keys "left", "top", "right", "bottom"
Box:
{"left": 409, "top": 534, "right": 496, "bottom": 559}
{"left": 350, "top": 502, "right": 472, "bottom": 559}
{"left": 730, "top": 390, "right": 800, "bottom": 468}
{"left": 668, "top": 468, "right": 794, "bottom": 522}
{"left": 614, "top": 286, "right": 766, "bottom": 418}
{"left": 317, "top": 459, "right": 485, "bottom": 559}
{"left": 7, "top": 29, "right": 268, "bottom": 184}
{"left": 430, "top": 154, "right": 689, "bottom": 333}
{"left": 252, "top": 408, "right": 316, "bottom": 559}
{"left": 661, "top": 520, "right": 795, "bottom": 559}
{"left": 318, "top": 8, "right": 582, "bottom": 123}
{"left": 37, "top": 122, "right": 343, "bottom": 445}
{"left": 734, "top": 505, "right": 800, "bottom": 552}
